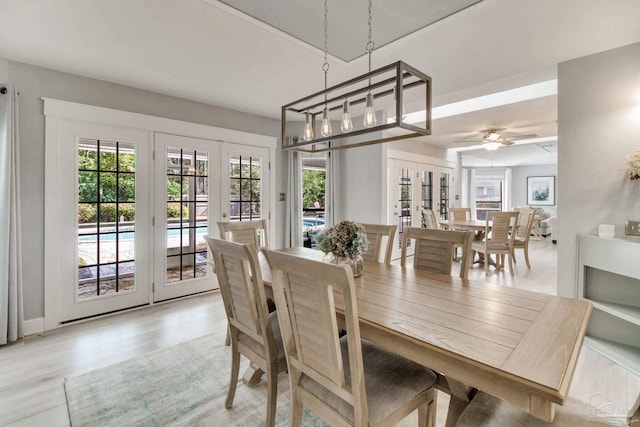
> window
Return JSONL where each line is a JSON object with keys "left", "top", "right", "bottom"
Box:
{"left": 475, "top": 177, "right": 503, "bottom": 220}
{"left": 77, "top": 138, "right": 136, "bottom": 300}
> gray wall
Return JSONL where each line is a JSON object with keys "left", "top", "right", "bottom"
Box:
{"left": 6, "top": 60, "right": 282, "bottom": 321}
{"left": 472, "top": 164, "right": 558, "bottom": 215}
{"left": 558, "top": 42, "right": 640, "bottom": 298}
{"left": 512, "top": 164, "right": 558, "bottom": 216}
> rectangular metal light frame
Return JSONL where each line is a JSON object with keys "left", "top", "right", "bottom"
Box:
{"left": 282, "top": 61, "right": 431, "bottom": 152}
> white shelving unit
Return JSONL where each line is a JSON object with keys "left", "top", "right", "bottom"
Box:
{"left": 577, "top": 234, "right": 640, "bottom": 375}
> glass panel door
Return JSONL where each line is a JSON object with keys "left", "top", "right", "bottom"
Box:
{"left": 220, "top": 143, "right": 270, "bottom": 242}
{"left": 154, "top": 133, "right": 219, "bottom": 302}
{"left": 56, "top": 124, "right": 151, "bottom": 324}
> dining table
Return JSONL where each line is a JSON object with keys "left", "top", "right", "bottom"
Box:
{"left": 252, "top": 246, "right": 592, "bottom": 425}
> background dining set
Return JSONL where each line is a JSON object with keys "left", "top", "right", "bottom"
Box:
{"left": 204, "top": 215, "right": 589, "bottom": 426}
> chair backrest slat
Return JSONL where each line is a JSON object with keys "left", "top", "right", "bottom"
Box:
{"left": 487, "top": 212, "right": 519, "bottom": 245}
{"left": 360, "top": 223, "right": 397, "bottom": 265}
{"left": 515, "top": 209, "right": 535, "bottom": 241}
{"left": 264, "top": 249, "right": 368, "bottom": 416}
{"left": 449, "top": 207, "right": 471, "bottom": 222}
{"left": 205, "top": 237, "right": 271, "bottom": 345}
{"left": 218, "top": 219, "right": 269, "bottom": 249}
{"left": 421, "top": 209, "right": 440, "bottom": 229}
{"left": 401, "top": 227, "right": 473, "bottom": 279}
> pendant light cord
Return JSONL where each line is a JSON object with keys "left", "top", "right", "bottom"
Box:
{"left": 366, "top": 0, "right": 374, "bottom": 73}
{"left": 323, "top": 0, "right": 329, "bottom": 97}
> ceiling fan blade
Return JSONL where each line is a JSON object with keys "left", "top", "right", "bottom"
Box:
{"left": 453, "top": 139, "right": 483, "bottom": 143}
{"left": 504, "top": 133, "right": 538, "bottom": 141}
{"left": 501, "top": 140, "right": 515, "bottom": 146}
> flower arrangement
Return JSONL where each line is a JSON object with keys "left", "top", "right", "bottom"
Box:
{"left": 624, "top": 151, "right": 640, "bottom": 180}
{"left": 314, "top": 220, "right": 369, "bottom": 259}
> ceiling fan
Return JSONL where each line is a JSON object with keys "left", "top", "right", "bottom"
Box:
{"left": 453, "top": 129, "right": 538, "bottom": 151}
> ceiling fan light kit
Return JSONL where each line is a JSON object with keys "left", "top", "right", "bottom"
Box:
{"left": 281, "top": 0, "right": 431, "bottom": 153}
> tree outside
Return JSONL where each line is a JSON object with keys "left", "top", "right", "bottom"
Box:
{"left": 303, "top": 169, "right": 325, "bottom": 208}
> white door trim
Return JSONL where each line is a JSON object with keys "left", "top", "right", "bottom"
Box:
{"left": 43, "top": 98, "right": 277, "bottom": 330}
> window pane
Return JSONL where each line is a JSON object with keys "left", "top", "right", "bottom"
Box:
{"left": 100, "top": 172, "right": 117, "bottom": 202}
{"left": 118, "top": 173, "right": 135, "bottom": 202}
{"left": 78, "top": 171, "right": 98, "bottom": 203}
{"left": 99, "top": 141, "right": 117, "bottom": 171}
{"left": 118, "top": 143, "right": 136, "bottom": 173}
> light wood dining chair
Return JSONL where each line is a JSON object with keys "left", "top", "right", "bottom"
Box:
{"left": 360, "top": 223, "right": 397, "bottom": 265}
{"left": 471, "top": 211, "right": 519, "bottom": 277}
{"left": 421, "top": 208, "right": 440, "bottom": 229}
{"left": 512, "top": 208, "right": 535, "bottom": 268}
{"left": 217, "top": 219, "right": 271, "bottom": 345}
{"left": 205, "top": 237, "right": 286, "bottom": 427}
{"left": 400, "top": 227, "right": 474, "bottom": 279}
{"left": 449, "top": 207, "right": 471, "bottom": 222}
{"left": 263, "top": 249, "right": 437, "bottom": 427}
{"left": 217, "top": 219, "right": 269, "bottom": 249}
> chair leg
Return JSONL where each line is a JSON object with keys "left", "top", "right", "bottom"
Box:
{"left": 290, "top": 394, "right": 303, "bottom": 426}
{"left": 225, "top": 324, "right": 231, "bottom": 346}
{"left": 524, "top": 245, "right": 531, "bottom": 269}
{"left": 417, "top": 388, "right": 436, "bottom": 427}
{"left": 484, "top": 253, "right": 489, "bottom": 275}
{"left": 508, "top": 254, "right": 515, "bottom": 277}
{"left": 265, "top": 364, "right": 278, "bottom": 427}
{"left": 225, "top": 347, "right": 240, "bottom": 409}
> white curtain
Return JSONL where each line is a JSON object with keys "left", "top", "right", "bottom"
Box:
{"left": 504, "top": 168, "right": 512, "bottom": 211}
{"left": 324, "top": 150, "right": 338, "bottom": 226}
{"left": 285, "top": 150, "right": 302, "bottom": 247}
{"left": 0, "top": 84, "right": 23, "bottom": 345}
{"left": 469, "top": 168, "right": 477, "bottom": 220}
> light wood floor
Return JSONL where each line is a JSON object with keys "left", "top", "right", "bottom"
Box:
{"left": 1, "top": 239, "right": 638, "bottom": 426}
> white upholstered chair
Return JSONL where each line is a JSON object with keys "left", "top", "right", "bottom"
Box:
{"left": 205, "top": 237, "right": 286, "bottom": 427}
{"left": 264, "top": 249, "right": 438, "bottom": 427}
{"left": 360, "top": 223, "right": 397, "bottom": 265}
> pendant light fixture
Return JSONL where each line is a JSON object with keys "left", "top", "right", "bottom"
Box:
{"left": 319, "top": 0, "right": 333, "bottom": 137}
{"left": 363, "top": 0, "right": 377, "bottom": 128}
{"left": 282, "top": 0, "right": 432, "bottom": 152}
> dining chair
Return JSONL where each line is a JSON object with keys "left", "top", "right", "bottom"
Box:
{"left": 400, "top": 227, "right": 474, "bottom": 279}
{"left": 449, "top": 207, "right": 471, "bottom": 222}
{"left": 217, "top": 219, "right": 271, "bottom": 345}
{"left": 205, "top": 237, "right": 286, "bottom": 427}
{"left": 421, "top": 208, "right": 440, "bottom": 230}
{"left": 263, "top": 249, "right": 438, "bottom": 427}
{"left": 217, "top": 219, "right": 269, "bottom": 249}
{"left": 360, "top": 223, "right": 397, "bottom": 265}
{"left": 471, "top": 211, "right": 519, "bottom": 277}
{"left": 512, "top": 208, "right": 535, "bottom": 268}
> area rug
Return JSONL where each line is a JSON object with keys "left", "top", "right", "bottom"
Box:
{"left": 64, "top": 334, "right": 329, "bottom": 427}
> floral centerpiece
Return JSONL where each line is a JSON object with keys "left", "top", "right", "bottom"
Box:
{"left": 624, "top": 151, "right": 640, "bottom": 180}
{"left": 313, "top": 221, "right": 369, "bottom": 277}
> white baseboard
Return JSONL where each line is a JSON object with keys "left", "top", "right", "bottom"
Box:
{"left": 23, "top": 317, "right": 45, "bottom": 336}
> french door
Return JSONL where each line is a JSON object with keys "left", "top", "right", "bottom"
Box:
{"left": 54, "top": 122, "right": 152, "bottom": 323}
{"left": 153, "top": 134, "right": 220, "bottom": 302}
{"left": 45, "top": 101, "right": 275, "bottom": 328}
{"left": 387, "top": 159, "right": 452, "bottom": 260}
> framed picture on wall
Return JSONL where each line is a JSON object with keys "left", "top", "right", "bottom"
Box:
{"left": 527, "top": 176, "right": 555, "bottom": 205}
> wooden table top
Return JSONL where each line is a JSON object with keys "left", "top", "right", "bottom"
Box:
{"left": 260, "top": 247, "right": 592, "bottom": 422}
{"left": 440, "top": 219, "right": 490, "bottom": 230}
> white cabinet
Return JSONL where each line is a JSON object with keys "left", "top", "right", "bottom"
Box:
{"left": 577, "top": 234, "right": 640, "bottom": 375}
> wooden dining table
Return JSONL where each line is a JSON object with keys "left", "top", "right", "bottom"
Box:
{"left": 256, "top": 247, "right": 592, "bottom": 425}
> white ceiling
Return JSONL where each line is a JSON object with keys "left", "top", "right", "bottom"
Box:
{"left": 1, "top": 0, "right": 640, "bottom": 166}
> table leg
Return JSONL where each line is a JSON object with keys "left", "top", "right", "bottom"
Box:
{"left": 437, "top": 375, "right": 476, "bottom": 427}
{"left": 242, "top": 363, "right": 264, "bottom": 386}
